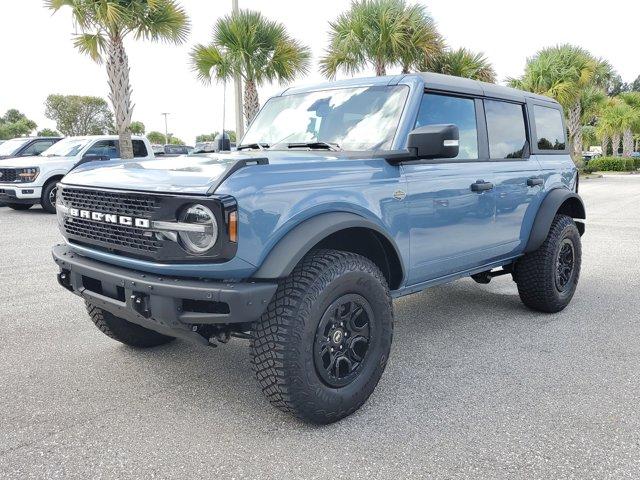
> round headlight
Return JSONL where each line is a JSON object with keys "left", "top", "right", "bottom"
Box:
{"left": 178, "top": 204, "right": 218, "bottom": 254}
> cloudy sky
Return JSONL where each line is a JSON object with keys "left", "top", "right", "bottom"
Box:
{"left": 1, "top": 0, "right": 638, "bottom": 144}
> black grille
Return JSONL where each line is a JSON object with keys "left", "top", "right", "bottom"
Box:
{"left": 61, "top": 187, "right": 160, "bottom": 217}
{"left": 64, "top": 217, "right": 162, "bottom": 253}
{"left": 57, "top": 186, "right": 236, "bottom": 263}
{"left": 0, "top": 169, "right": 17, "bottom": 182}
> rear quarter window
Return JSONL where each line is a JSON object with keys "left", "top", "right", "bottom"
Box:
{"left": 533, "top": 105, "right": 566, "bottom": 150}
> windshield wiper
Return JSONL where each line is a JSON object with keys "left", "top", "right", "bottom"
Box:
{"left": 237, "top": 142, "right": 269, "bottom": 151}
{"left": 282, "top": 141, "right": 342, "bottom": 152}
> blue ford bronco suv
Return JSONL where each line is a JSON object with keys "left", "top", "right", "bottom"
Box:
{"left": 53, "top": 73, "right": 585, "bottom": 424}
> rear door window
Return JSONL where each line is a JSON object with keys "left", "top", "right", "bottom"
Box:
{"left": 415, "top": 93, "right": 478, "bottom": 160}
{"left": 533, "top": 105, "right": 566, "bottom": 150}
{"left": 132, "top": 140, "right": 148, "bottom": 157}
{"left": 484, "top": 100, "right": 527, "bottom": 159}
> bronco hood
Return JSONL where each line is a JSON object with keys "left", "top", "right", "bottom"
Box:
{"left": 60, "top": 150, "right": 343, "bottom": 195}
{"left": 60, "top": 152, "right": 271, "bottom": 195}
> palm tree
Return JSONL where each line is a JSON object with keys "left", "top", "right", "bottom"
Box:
{"left": 508, "top": 45, "right": 612, "bottom": 161}
{"left": 47, "top": 0, "right": 189, "bottom": 159}
{"left": 320, "top": 0, "right": 443, "bottom": 78}
{"left": 619, "top": 92, "right": 640, "bottom": 156}
{"left": 191, "top": 10, "right": 310, "bottom": 128}
{"left": 581, "top": 125, "right": 598, "bottom": 151}
{"left": 420, "top": 48, "right": 496, "bottom": 83}
{"left": 598, "top": 99, "right": 640, "bottom": 156}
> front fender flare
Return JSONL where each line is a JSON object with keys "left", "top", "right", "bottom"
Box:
{"left": 525, "top": 188, "right": 585, "bottom": 253}
{"left": 252, "top": 212, "right": 403, "bottom": 280}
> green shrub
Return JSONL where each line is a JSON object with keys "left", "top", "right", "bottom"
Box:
{"left": 586, "top": 156, "right": 635, "bottom": 172}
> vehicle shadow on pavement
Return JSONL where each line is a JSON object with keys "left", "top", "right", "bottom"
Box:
{"left": 94, "top": 276, "right": 554, "bottom": 427}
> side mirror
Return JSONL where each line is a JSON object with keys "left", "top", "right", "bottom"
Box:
{"left": 407, "top": 124, "right": 459, "bottom": 159}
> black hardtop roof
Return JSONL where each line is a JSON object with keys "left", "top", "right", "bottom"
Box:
{"left": 410, "top": 72, "right": 558, "bottom": 105}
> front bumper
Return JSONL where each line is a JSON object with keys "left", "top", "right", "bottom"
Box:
{"left": 0, "top": 184, "right": 41, "bottom": 203}
{"left": 52, "top": 244, "right": 277, "bottom": 345}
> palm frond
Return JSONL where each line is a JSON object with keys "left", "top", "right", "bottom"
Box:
{"left": 132, "top": 0, "right": 190, "bottom": 44}
{"left": 73, "top": 32, "right": 106, "bottom": 63}
{"left": 189, "top": 44, "right": 232, "bottom": 83}
{"left": 423, "top": 48, "right": 496, "bottom": 83}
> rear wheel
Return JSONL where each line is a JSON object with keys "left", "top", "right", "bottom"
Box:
{"left": 251, "top": 249, "right": 394, "bottom": 424}
{"left": 514, "top": 214, "right": 581, "bottom": 313}
{"left": 86, "top": 302, "right": 175, "bottom": 348}
{"left": 41, "top": 180, "right": 59, "bottom": 214}
{"left": 7, "top": 203, "right": 32, "bottom": 211}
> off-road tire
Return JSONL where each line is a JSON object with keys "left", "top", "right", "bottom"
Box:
{"left": 86, "top": 302, "right": 175, "bottom": 348}
{"left": 41, "top": 180, "right": 59, "bottom": 214}
{"left": 515, "top": 214, "right": 581, "bottom": 313}
{"left": 7, "top": 203, "right": 32, "bottom": 210}
{"left": 251, "top": 249, "right": 394, "bottom": 424}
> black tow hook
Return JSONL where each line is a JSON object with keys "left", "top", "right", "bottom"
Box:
{"left": 131, "top": 293, "right": 151, "bottom": 318}
{"left": 57, "top": 270, "right": 73, "bottom": 292}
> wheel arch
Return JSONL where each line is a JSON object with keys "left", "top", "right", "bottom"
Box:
{"left": 43, "top": 173, "right": 65, "bottom": 186}
{"left": 252, "top": 212, "right": 405, "bottom": 290}
{"left": 525, "top": 188, "right": 585, "bottom": 253}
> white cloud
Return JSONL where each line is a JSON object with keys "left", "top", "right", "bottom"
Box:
{"left": 0, "top": 0, "right": 637, "bottom": 144}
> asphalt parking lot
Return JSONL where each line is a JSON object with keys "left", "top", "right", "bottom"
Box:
{"left": 1, "top": 175, "right": 639, "bottom": 479}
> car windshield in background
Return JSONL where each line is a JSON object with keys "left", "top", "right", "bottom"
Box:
{"left": 242, "top": 85, "right": 409, "bottom": 151}
{"left": 40, "top": 138, "right": 91, "bottom": 157}
{"left": 0, "top": 138, "right": 30, "bottom": 156}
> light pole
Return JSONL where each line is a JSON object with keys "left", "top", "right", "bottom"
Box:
{"left": 161, "top": 112, "right": 170, "bottom": 145}
{"left": 221, "top": 79, "right": 227, "bottom": 150}
{"left": 232, "top": 0, "right": 244, "bottom": 141}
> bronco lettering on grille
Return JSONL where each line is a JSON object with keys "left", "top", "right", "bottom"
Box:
{"left": 68, "top": 208, "right": 151, "bottom": 229}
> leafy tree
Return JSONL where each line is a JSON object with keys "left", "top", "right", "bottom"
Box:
{"left": 47, "top": 0, "right": 189, "bottom": 159}
{"left": 146, "top": 131, "right": 166, "bottom": 144}
{"left": 0, "top": 109, "right": 37, "bottom": 139}
{"left": 607, "top": 74, "right": 630, "bottom": 96}
{"left": 37, "top": 128, "right": 61, "bottom": 137}
{"left": 130, "top": 121, "right": 145, "bottom": 135}
{"left": 44, "top": 94, "right": 113, "bottom": 136}
{"left": 168, "top": 136, "right": 185, "bottom": 145}
{"left": 421, "top": 48, "right": 496, "bottom": 83}
{"left": 196, "top": 131, "right": 236, "bottom": 143}
{"left": 630, "top": 75, "right": 640, "bottom": 93}
{"left": 508, "top": 44, "right": 613, "bottom": 161}
{"left": 191, "top": 10, "right": 310, "bottom": 127}
{"left": 320, "top": 0, "right": 443, "bottom": 77}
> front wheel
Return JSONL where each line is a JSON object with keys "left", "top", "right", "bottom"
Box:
{"left": 251, "top": 249, "right": 394, "bottom": 424}
{"left": 86, "top": 303, "right": 175, "bottom": 348}
{"left": 514, "top": 214, "right": 582, "bottom": 313}
{"left": 41, "top": 180, "right": 59, "bottom": 214}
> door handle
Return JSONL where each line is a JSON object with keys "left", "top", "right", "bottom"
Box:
{"left": 527, "top": 177, "right": 544, "bottom": 187}
{"left": 470, "top": 180, "right": 494, "bottom": 192}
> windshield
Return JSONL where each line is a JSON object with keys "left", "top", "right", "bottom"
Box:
{"left": 41, "top": 137, "right": 90, "bottom": 157}
{"left": 242, "top": 85, "right": 409, "bottom": 151}
{"left": 0, "top": 138, "right": 30, "bottom": 156}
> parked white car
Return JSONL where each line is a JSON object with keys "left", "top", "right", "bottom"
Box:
{"left": 0, "top": 135, "right": 154, "bottom": 213}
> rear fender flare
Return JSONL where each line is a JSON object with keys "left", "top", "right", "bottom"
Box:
{"left": 525, "top": 189, "right": 585, "bottom": 253}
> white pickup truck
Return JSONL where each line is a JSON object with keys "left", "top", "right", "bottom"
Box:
{"left": 0, "top": 135, "right": 154, "bottom": 213}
